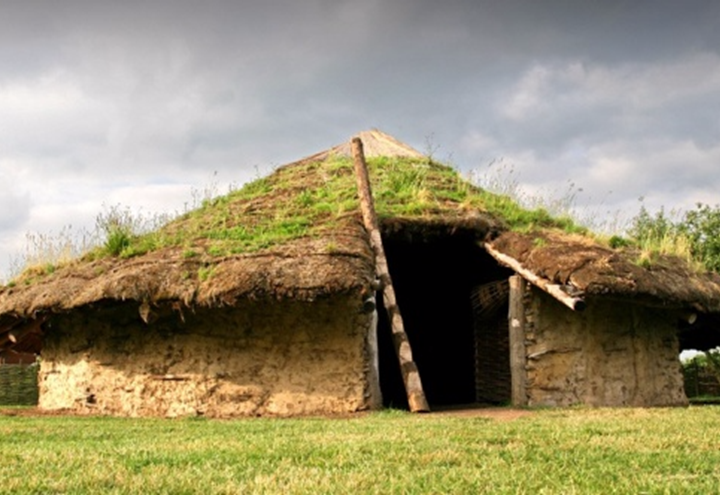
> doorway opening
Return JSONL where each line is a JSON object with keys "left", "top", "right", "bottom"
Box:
{"left": 678, "top": 313, "right": 720, "bottom": 401}
{"left": 376, "top": 222, "right": 512, "bottom": 409}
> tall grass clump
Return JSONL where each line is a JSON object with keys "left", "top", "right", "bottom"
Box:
{"left": 469, "top": 159, "right": 587, "bottom": 234}
{"left": 371, "top": 157, "right": 436, "bottom": 215}
{"left": 7, "top": 205, "right": 175, "bottom": 283}
{"left": 92, "top": 204, "right": 175, "bottom": 259}
{"left": 96, "top": 207, "right": 133, "bottom": 256}
{"left": 627, "top": 206, "right": 694, "bottom": 268}
{"left": 467, "top": 159, "right": 720, "bottom": 273}
{"left": 625, "top": 203, "right": 720, "bottom": 272}
{"left": 8, "top": 226, "right": 99, "bottom": 281}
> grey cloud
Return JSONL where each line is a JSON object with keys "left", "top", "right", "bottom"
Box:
{"left": 1, "top": 0, "right": 719, "bottom": 279}
{"left": 0, "top": 187, "right": 32, "bottom": 232}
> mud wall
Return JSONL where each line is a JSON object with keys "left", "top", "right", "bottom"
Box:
{"left": 524, "top": 287, "right": 687, "bottom": 407}
{"left": 39, "top": 294, "right": 380, "bottom": 417}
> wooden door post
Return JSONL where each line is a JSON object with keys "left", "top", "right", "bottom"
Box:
{"left": 508, "top": 275, "right": 528, "bottom": 406}
{"left": 351, "top": 137, "right": 430, "bottom": 413}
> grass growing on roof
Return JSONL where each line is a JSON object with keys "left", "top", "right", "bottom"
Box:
{"left": 4, "top": 155, "right": 586, "bottom": 286}
{"left": 1, "top": 407, "right": 719, "bottom": 493}
{"left": 95, "top": 156, "right": 584, "bottom": 260}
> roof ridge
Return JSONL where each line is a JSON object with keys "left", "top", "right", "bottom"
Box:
{"left": 295, "top": 129, "right": 425, "bottom": 164}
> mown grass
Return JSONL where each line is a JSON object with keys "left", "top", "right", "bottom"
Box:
{"left": 1, "top": 407, "right": 719, "bottom": 494}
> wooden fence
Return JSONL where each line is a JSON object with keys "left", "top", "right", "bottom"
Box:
{"left": 0, "top": 363, "right": 39, "bottom": 406}
{"left": 683, "top": 361, "right": 720, "bottom": 398}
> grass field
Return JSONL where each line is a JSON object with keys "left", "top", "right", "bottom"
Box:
{"left": 1, "top": 406, "right": 719, "bottom": 494}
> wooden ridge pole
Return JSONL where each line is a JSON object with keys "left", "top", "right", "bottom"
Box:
{"left": 351, "top": 137, "right": 430, "bottom": 413}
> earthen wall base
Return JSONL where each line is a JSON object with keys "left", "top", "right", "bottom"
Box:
{"left": 525, "top": 288, "right": 687, "bottom": 407}
{"left": 39, "top": 295, "right": 379, "bottom": 417}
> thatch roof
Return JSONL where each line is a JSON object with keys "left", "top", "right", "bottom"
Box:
{"left": 2, "top": 129, "right": 720, "bottom": 351}
{"left": 297, "top": 129, "right": 425, "bottom": 163}
{"left": 0, "top": 129, "right": 500, "bottom": 320}
{"left": 488, "top": 231, "right": 720, "bottom": 312}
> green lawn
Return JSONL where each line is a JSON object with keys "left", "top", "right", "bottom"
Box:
{"left": 1, "top": 407, "right": 718, "bottom": 494}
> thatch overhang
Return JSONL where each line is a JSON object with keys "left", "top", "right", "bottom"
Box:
{"left": 487, "top": 230, "right": 720, "bottom": 313}
{"left": 0, "top": 129, "right": 502, "bottom": 352}
{"left": 0, "top": 233, "right": 375, "bottom": 316}
{"left": 0, "top": 215, "right": 504, "bottom": 321}
{"left": 0, "top": 226, "right": 377, "bottom": 353}
{"left": 2, "top": 128, "right": 720, "bottom": 354}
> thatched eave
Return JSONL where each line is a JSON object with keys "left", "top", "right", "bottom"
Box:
{"left": 0, "top": 234, "right": 375, "bottom": 320}
{"left": 380, "top": 214, "right": 502, "bottom": 242}
{"left": 487, "top": 231, "right": 720, "bottom": 313}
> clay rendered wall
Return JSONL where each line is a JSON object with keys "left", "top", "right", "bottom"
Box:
{"left": 39, "top": 294, "right": 381, "bottom": 417}
{"left": 523, "top": 287, "right": 688, "bottom": 407}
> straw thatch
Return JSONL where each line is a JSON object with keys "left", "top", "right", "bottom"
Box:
{"left": 488, "top": 230, "right": 720, "bottom": 312}
{"left": 0, "top": 229, "right": 375, "bottom": 317}
{"left": 2, "top": 129, "right": 720, "bottom": 350}
{"left": 0, "top": 130, "right": 499, "bottom": 319}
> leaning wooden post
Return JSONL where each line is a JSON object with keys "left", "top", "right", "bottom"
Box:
{"left": 484, "top": 243, "right": 586, "bottom": 312}
{"left": 351, "top": 137, "right": 430, "bottom": 413}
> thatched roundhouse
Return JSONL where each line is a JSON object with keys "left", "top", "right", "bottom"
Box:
{"left": 2, "top": 130, "right": 720, "bottom": 416}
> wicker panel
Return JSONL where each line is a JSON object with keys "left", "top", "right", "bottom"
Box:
{"left": 471, "top": 279, "right": 509, "bottom": 319}
{"left": 472, "top": 280, "right": 511, "bottom": 404}
{"left": 683, "top": 362, "right": 720, "bottom": 398}
{"left": 0, "top": 364, "right": 39, "bottom": 406}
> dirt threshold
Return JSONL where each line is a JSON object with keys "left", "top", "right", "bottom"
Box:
{"left": 429, "top": 404, "right": 535, "bottom": 421}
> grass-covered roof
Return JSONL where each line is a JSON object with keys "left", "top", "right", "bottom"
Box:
{"left": 2, "top": 129, "right": 720, "bottom": 321}
{"left": 0, "top": 130, "right": 505, "bottom": 316}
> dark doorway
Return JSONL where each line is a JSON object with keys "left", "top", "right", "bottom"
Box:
{"left": 376, "top": 224, "right": 512, "bottom": 409}
{"left": 679, "top": 313, "right": 720, "bottom": 353}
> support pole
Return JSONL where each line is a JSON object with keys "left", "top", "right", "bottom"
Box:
{"left": 508, "top": 275, "right": 528, "bottom": 406}
{"left": 1, "top": 317, "right": 44, "bottom": 350}
{"left": 0, "top": 320, "right": 20, "bottom": 348}
{"left": 351, "top": 137, "right": 430, "bottom": 413}
{"left": 8, "top": 320, "right": 41, "bottom": 344}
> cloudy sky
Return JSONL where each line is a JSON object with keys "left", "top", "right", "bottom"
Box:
{"left": 2, "top": 0, "right": 719, "bottom": 281}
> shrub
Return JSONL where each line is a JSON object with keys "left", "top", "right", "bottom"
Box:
{"left": 679, "top": 203, "right": 720, "bottom": 273}
{"left": 627, "top": 204, "right": 720, "bottom": 273}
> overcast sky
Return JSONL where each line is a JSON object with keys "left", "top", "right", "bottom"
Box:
{"left": 2, "top": 0, "right": 719, "bottom": 281}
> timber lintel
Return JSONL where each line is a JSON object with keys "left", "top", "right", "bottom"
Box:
{"left": 483, "top": 242, "right": 586, "bottom": 312}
